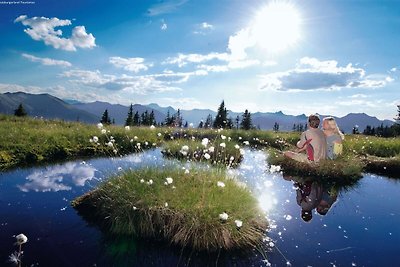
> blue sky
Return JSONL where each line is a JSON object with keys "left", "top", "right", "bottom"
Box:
{"left": 0, "top": 0, "right": 399, "bottom": 119}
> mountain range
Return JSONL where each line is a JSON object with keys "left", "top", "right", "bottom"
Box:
{"left": 0, "top": 92, "right": 394, "bottom": 133}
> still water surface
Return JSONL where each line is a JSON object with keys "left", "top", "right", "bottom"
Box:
{"left": 0, "top": 149, "right": 399, "bottom": 266}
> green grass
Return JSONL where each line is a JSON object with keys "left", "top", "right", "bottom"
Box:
{"left": 72, "top": 167, "right": 267, "bottom": 251}
{"left": 0, "top": 115, "right": 163, "bottom": 170}
{"left": 1, "top": 114, "right": 400, "bottom": 178}
{"left": 343, "top": 135, "right": 400, "bottom": 157}
{"left": 267, "top": 149, "right": 364, "bottom": 182}
{"left": 161, "top": 137, "right": 244, "bottom": 167}
{"left": 163, "top": 128, "right": 299, "bottom": 150}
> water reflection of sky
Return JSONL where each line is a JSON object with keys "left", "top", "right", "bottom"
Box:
{"left": 17, "top": 162, "right": 97, "bottom": 192}
{"left": 0, "top": 148, "right": 399, "bottom": 266}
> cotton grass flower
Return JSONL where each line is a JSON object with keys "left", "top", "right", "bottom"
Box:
{"left": 217, "top": 181, "right": 225, "bottom": 188}
{"left": 209, "top": 146, "right": 215, "bottom": 153}
{"left": 204, "top": 153, "right": 211, "bottom": 160}
{"left": 15, "top": 234, "right": 28, "bottom": 245}
{"left": 150, "top": 125, "right": 155, "bottom": 129}
{"left": 201, "top": 138, "right": 209, "bottom": 147}
{"left": 243, "top": 141, "right": 250, "bottom": 145}
{"left": 234, "top": 144, "right": 240, "bottom": 149}
{"left": 219, "top": 212, "right": 228, "bottom": 221}
{"left": 219, "top": 143, "right": 226, "bottom": 148}
{"left": 92, "top": 136, "right": 99, "bottom": 143}
{"left": 269, "top": 165, "right": 281, "bottom": 173}
{"left": 234, "top": 220, "right": 243, "bottom": 228}
{"left": 147, "top": 179, "right": 153, "bottom": 185}
{"left": 221, "top": 134, "right": 226, "bottom": 140}
{"left": 165, "top": 177, "right": 173, "bottom": 184}
{"left": 106, "top": 142, "right": 113, "bottom": 148}
{"left": 97, "top": 123, "right": 103, "bottom": 129}
{"left": 101, "top": 129, "right": 107, "bottom": 134}
{"left": 125, "top": 126, "right": 130, "bottom": 131}
{"left": 157, "top": 133, "right": 162, "bottom": 137}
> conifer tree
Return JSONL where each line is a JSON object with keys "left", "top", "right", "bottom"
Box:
{"left": 204, "top": 114, "right": 213, "bottom": 129}
{"left": 198, "top": 120, "right": 204, "bottom": 128}
{"left": 133, "top": 111, "right": 140, "bottom": 126}
{"left": 235, "top": 115, "right": 240, "bottom": 130}
{"left": 240, "top": 109, "right": 253, "bottom": 130}
{"left": 100, "top": 109, "right": 111, "bottom": 125}
{"left": 14, "top": 103, "right": 27, "bottom": 117}
{"left": 213, "top": 100, "right": 228, "bottom": 128}
{"left": 149, "top": 110, "right": 156, "bottom": 125}
{"left": 125, "top": 104, "right": 134, "bottom": 126}
{"left": 273, "top": 122, "right": 280, "bottom": 132}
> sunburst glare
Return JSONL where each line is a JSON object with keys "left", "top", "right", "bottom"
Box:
{"left": 251, "top": 1, "right": 301, "bottom": 53}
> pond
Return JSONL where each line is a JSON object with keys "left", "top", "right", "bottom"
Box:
{"left": 0, "top": 149, "right": 399, "bottom": 266}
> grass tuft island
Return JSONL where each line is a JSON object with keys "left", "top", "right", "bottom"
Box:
{"left": 72, "top": 167, "right": 267, "bottom": 251}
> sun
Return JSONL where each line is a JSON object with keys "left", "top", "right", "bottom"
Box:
{"left": 251, "top": 1, "right": 301, "bottom": 53}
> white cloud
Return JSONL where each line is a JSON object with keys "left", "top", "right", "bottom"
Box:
{"left": 60, "top": 69, "right": 203, "bottom": 94}
{"left": 227, "top": 28, "right": 255, "bottom": 61}
{"left": 197, "top": 64, "right": 229, "bottom": 73}
{"left": 147, "top": 0, "right": 188, "bottom": 16}
{"left": 201, "top": 22, "right": 213, "bottom": 30}
{"left": 193, "top": 22, "right": 214, "bottom": 35}
{"left": 259, "top": 57, "right": 392, "bottom": 91}
{"left": 22, "top": 53, "right": 72, "bottom": 67}
{"left": 163, "top": 52, "right": 230, "bottom": 67}
{"left": 109, "top": 57, "right": 152, "bottom": 73}
{"left": 350, "top": 94, "right": 368, "bottom": 98}
{"left": 15, "top": 15, "right": 96, "bottom": 51}
{"left": 157, "top": 97, "right": 204, "bottom": 110}
{"left": 161, "top": 19, "right": 168, "bottom": 30}
{"left": 0, "top": 83, "right": 139, "bottom": 105}
{"left": 336, "top": 99, "right": 385, "bottom": 108}
{"left": 163, "top": 51, "right": 259, "bottom": 71}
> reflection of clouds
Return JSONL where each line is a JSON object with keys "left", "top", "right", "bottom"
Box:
{"left": 18, "top": 163, "right": 96, "bottom": 192}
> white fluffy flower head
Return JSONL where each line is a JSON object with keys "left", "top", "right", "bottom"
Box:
{"left": 15, "top": 233, "right": 28, "bottom": 245}
{"left": 165, "top": 177, "right": 173, "bottom": 184}
{"left": 234, "top": 219, "right": 243, "bottom": 228}
{"left": 219, "top": 212, "right": 228, "bottom": 221}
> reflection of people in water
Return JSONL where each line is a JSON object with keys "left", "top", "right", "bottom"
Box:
{"left": 317, "top": 186, "right": 338, "bottom": 216}
{"left": 284, "top": 175, "right": 339, "bottom": 221}
{"left": 295, "top": 180, "right": 323, "bottom": 222}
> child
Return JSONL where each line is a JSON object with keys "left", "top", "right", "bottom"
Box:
{"left": 322, "top": 117, "right": 345, "bottom": 160}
